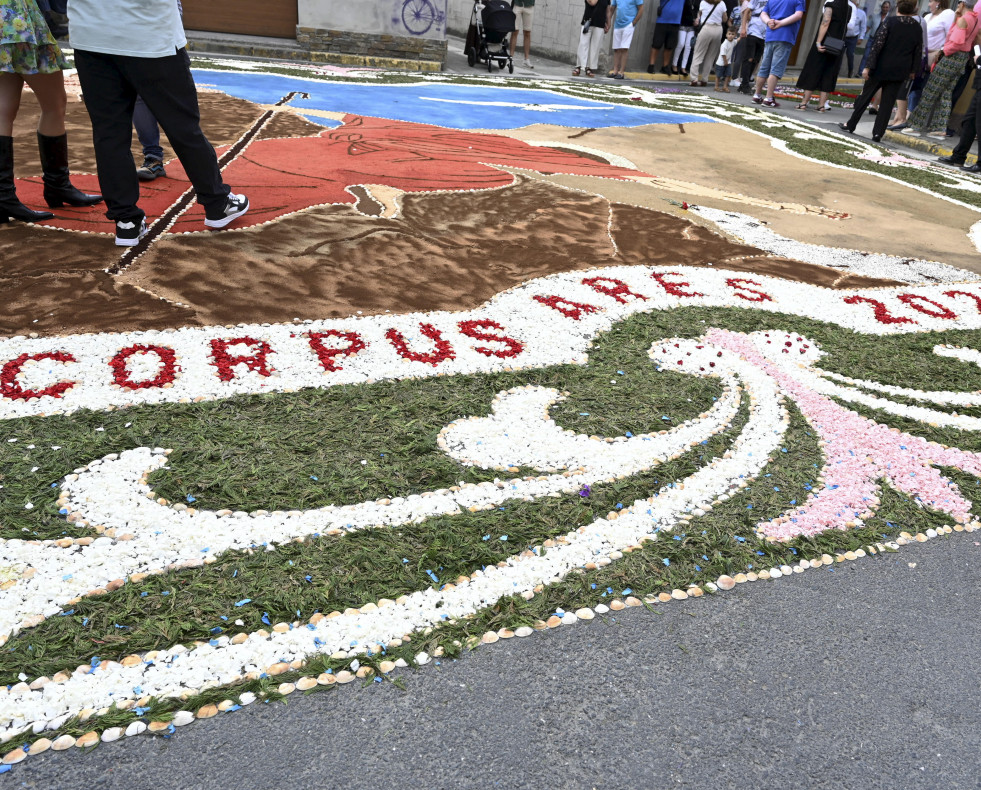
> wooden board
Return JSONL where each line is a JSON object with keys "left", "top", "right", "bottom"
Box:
{"left": 182, "top": 0, "right": 298, "bottom": 39}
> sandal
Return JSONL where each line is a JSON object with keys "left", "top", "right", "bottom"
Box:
{"left": 815, "top": 106, "right": 830, "bottom": 113}
{"left": 585, "top": 68, "right": 595, "bottom": 77}
{"left": 572, "top": 67, "right": 581, "bottom": 76}
{"left": 795, "top": 103, "right": 808, "bottom": 110}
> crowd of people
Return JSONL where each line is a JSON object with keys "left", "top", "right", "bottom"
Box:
{"left": 1, "top": 0, "right": 249, "bottom": 245}
{"left": 569, "top": 0, "right": 981, "bottom": 167}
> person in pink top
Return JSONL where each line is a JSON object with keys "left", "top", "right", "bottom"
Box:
{"left": 902, "top": 0, "right": 980, "bottom": 137}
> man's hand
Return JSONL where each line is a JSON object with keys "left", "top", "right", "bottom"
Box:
{"left": 862, "top": 67, "right": 870, "bottom": 79}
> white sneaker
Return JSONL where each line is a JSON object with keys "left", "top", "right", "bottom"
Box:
{"left": 730, "top": 78, "right": 741, "bottom": 88}
{"left": 523, "top": 58, "right": 534, "bottom": 69}
{"left": 115, "top": 218, "right": 148, "bottom": 247}
{"left": 204, "top": 193, "right": 250, "bottom": 229}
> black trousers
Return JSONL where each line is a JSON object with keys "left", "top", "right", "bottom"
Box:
{"left": 73, "top": 48, "right": 229, "bottom": 224}
{"left": 738, "top": 35, "right": 765, "bottom": 91}
{"left": 951, "top": 85, "right": 981, "bottom": 161}
{"left": 845, "top": 76, "right": 903, "bottom": 139}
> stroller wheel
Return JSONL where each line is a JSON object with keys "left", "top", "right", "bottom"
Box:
{"left": 508, "top": 60, "right": 514, "bottom": 74}
{"left": 498, "top": 59, "right": 506, "bottom": 70}
{"left": 466, "top": 46, "right": 476, "bottom": 67}
{"left": 487, "top": 56, "right": 493, "bottom": 72}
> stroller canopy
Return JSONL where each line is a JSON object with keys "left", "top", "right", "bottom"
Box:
{"left": 482, "top": 0, "right": 516, "bottom": 35}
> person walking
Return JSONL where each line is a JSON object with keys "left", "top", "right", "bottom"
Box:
{"left": 902, "top": 0, "right": 979, "bottom": 138}
{"left": 751, "top": 0, "right": 806, "bottom": 106}
{"left": 838, "top": 0, "right": 923, "bottom": 141}
{"left": 510, "top": 0, "right": 536, "bottom": 69}
{"left": 690, "top": 0, "right": 728, "bottom": 85}
{"left": 672, "top": 0, "right": 699, "bottom": 75}
{"left": 0, "top": 0, "right": 101, "bottom": 224}
{"left": 610, "top": 0, "right": 645, "bottom": 79}
{"left": 844, "top": 0, "right": 867, "bottom": 76}
{"left": 649, "top": 0, "right": 685, "bottom": 74}
{"left": 795, "top": 0, "right": 851, "bottom": 110}
{"left": 575, "top": 0, "right": 612, "bottom": 77}
{"left": 66, "top": 0, "right": 249, "bottom": 246}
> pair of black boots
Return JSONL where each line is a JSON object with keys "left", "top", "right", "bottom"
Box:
{"left": 0, "top": 133, "right": 102, "bottom": 224}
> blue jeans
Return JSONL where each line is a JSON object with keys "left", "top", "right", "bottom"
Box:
{"left": 133, "top": 96, "right": 164, "bottom": 162}
{"left": 757, "top": 41, "right": 792, "bottom": 80}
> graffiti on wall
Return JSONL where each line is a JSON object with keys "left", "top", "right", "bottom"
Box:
{"left": 393, "top": 0, "right": 447, "bottom": 36}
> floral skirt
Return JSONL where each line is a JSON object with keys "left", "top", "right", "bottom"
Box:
{"left": 0, "top": 42, "right": 68, "bottom": 75}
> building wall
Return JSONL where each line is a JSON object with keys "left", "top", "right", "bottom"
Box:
{"left": 449, "top": 0, "right": 617, "bottom": 68}
{"left": 301, "top": 0, "right": 449, "bottom": 40}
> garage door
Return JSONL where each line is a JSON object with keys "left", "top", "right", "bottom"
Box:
{"left": 181, "top": 0, "right": 298, "bottom": 39}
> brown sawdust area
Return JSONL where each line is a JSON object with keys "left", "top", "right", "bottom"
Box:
{"left": 1, "top": 93, "right": 899, "bottom": 339}
{"left": 495, "top": 123, "right": 981, "bottom": 273}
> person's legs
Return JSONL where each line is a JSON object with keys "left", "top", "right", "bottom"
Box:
{"left": 844, "top": 35, "right": 857, "bottom": 77}
{"left": 765, "top": 42, "right": 791, "bottom": 99}
{"left": 739, "top": 36, "right": 763, "bottom": 92}
{"left": 133, "top": 96, "right": 164, "bottom": 162}
{"left": 690, "top": 29, "right": 711, "bottom": 83}
{"left": 947, "top": 90, "right": 980, "bottom": 162}
{"left": 20, "top": 70, "right": 66, "bottom": 137}
{"left": 577, "top": 29, "right": 590, "bottom": 69}
{"left": 649, "top": 46, "right": 662, "bottom": 71}
{"left": 872, "top": 80, "right": 902, "bottom": 139}
{"left": 842, "top": 75, "right": 881, "bottom": 130}
{"left": 0, "top": 73, "right": 24, "bottom": 137}
{"left": 909, "top": 52, "right": 967, "bottom": 133}
{"left": 587, "top": 26, "right": 604, "bottom": 70}
{"left": 118, "top": 50, "right": 230, "bottom": 217}
{"left": 523, "top": 30, "right": 532, "bottom": 61}
{"left": 72, "top": 49, "right": 142, "bottom": 223}
{"left": 754, "top": 42, "right": 775, "bottom": 97}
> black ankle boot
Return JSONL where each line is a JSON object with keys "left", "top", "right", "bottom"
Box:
{"left": 0, "top": 136, "right": 54, "bottom": 224}
{"left": 37, "top": 132, "right": 102, "bottom": 209}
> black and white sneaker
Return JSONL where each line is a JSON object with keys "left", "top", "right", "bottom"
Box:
{"left": 204, "top": 193, "right": 249, "bottom": 229}
{"left": 115, "top": 218, "right": 148, "bottom": 247}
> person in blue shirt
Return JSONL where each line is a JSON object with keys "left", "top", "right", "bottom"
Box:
{"left": 751, "top": 0, "right": 806, "bottom": 105}
{"left": 610, "top": 0, "right": 645, "bottom": 78}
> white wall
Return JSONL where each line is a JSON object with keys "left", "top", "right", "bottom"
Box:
{"left": 448, "top": 0, "right": 623, "bottom": 67}
{"left": 301, "top": 0, "right": 448, "bottom": 40}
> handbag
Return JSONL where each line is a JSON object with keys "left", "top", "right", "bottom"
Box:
{"left": 821, "top": 36, "right": 845, "bottom": 55}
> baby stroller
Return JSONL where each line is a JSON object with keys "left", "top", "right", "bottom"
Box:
{"left": 464, "top": 0, "right": 515, "bottom": 73}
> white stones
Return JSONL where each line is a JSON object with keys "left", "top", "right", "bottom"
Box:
{"left": 51, "top": 735, "right": 76, "bottom": 751}
{"left": 716, "top": 575, "right": 736, "bottom": 590}
{"left": 574, "top": 608, "right": 595, "bottom": 620}
{"left": 124, "top": 721, "right": 146, "bottom": 737}
{"left": 172, "top": 711, "right": 194, "bottom": 727}
{"left": 238, "top": 692, "right": 256, "bottom": 706}
{"left": 514, "top": 626, "right": 534, "bottom": 637}
{"left": 100, "top": 727, "right": 123, "bottom": 743}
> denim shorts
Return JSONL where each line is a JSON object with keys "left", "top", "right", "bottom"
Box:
{"left": 715, "top": 63, "right": 731, "bottom": 80}
{"left": 757, "top": 40, "right": 792, "bottom": 80}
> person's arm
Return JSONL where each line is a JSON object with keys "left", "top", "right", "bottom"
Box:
{"left": 633, "top": 1, "right": 644, "bottom": 24}
{"left": 816, "top": 4, "right": 834, "bottom": 51}
{"left": 606, "top": 2, "right": 614, "bottom": 29}
{"left": 739, "top": 3, "right": 751, "bottom": 37}
{"left": 858, "top": 9, "right": 867, "bottom": 40}
{"left": 772, "top": 9, "right": 803, "bottom": 27}
{"left": 864, "top": 13, "right": 888, "bottom": 75}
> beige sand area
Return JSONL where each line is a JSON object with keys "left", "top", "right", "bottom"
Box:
{"left": 487, "top": 122, "right": 981, "bottom": 274}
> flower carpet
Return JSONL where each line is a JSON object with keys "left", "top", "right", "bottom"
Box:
{"left": 1, "top": 62, "right": 980, "bottom": 768}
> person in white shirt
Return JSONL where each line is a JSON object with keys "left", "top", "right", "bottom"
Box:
{"left": 690, "top": 0, "right": 728, "bottom": 85}
{"left": 715, "top": 27, "right": 738, "bottom": 89}
{"left": 844, "top": 1, "right": 867, "bottom": 76}
{"left": 924, "top": 0, "right": 956, "bottom": 63}
{"left": 67, "top": 0, "right": 249, "bottom": 246}
{"left": 736, "top": 0, "right": 768, "bottom": 93}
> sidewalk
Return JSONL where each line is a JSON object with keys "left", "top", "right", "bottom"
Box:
{"left": 444, "top": 33, "right": 977, "bottom": 167}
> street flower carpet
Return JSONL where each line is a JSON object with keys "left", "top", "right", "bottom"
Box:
{"left": 1, "top": 57, "right": 981, "bottom": 768}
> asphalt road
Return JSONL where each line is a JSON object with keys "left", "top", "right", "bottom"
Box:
{"left": 14, "top": 533, "right": 981, "bottom": 790}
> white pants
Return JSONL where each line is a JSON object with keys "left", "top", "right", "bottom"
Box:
{"left": 577, "top": 26, "right": 605, "bottom": 69}
{"left": 690, "top": 24, "right": 723, "bottom": 82}
{"left": 673, "top": 28, "right": 695, "bottom": 71}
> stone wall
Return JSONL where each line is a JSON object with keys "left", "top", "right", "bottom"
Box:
{"left": 296, "top": 27, "right": 449, "bottom": 63}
